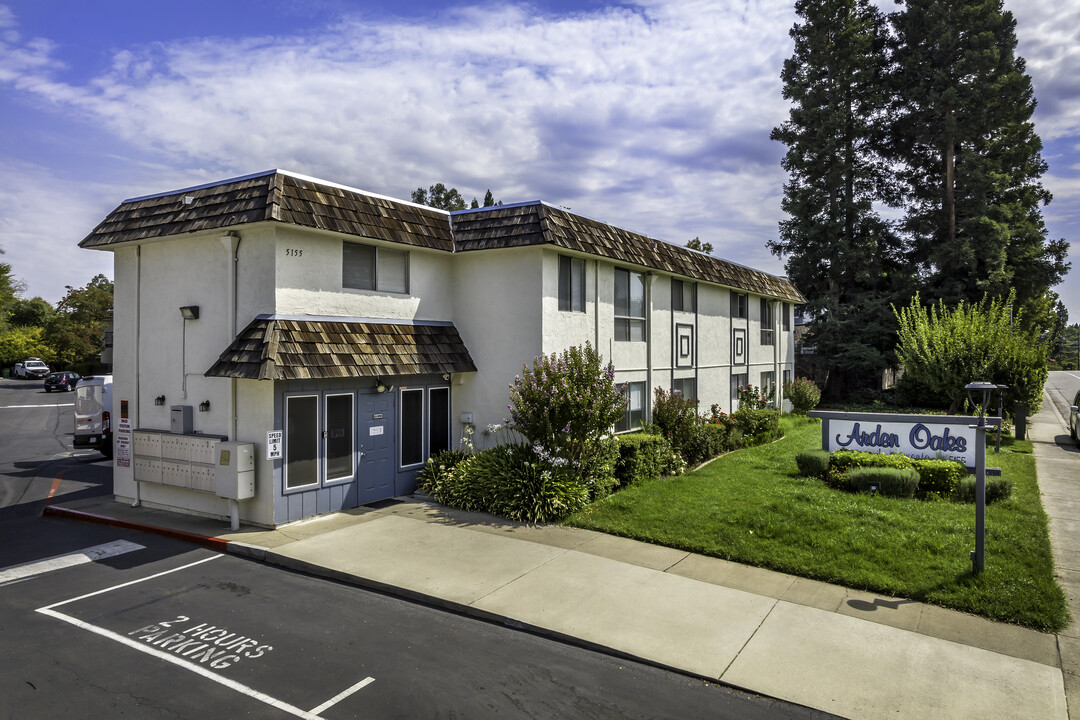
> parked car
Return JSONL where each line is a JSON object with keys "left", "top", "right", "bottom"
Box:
{"left": 74, "top": 375, "right": 113, "bottom": 458}
{"left": 44, "top": 371, "right": 81, "bottom": 392}
{"left": 1070, "top": 389, "right": 1080, "bottom": 448}
{"left": 14, "top": 358, "right": 50, "bottom": 379}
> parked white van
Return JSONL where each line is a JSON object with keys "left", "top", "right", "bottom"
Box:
{"left": 74, "top": 375, "right": 113, "bottom": 458}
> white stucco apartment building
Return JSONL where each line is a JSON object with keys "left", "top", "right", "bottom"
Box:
{"left": 80, "top": 170, "right": 804, "bottom": 527}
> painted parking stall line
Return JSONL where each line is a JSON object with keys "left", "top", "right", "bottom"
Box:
{"left": 1, "top": 403, "right": 75, "bottom": 409}
{"left": 35, "top": 554, "right": 375, "bottom": 719}
{"left": 0, "top": 540, "right": 145, "bottom": 585}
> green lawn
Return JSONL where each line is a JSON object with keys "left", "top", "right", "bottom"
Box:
{"left": 564, "top": 416, "right": 1069, "bottom": 632}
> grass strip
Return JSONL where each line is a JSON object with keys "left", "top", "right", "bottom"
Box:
{"left": 564, "top": 416, "right": 1068, "bottom": 632}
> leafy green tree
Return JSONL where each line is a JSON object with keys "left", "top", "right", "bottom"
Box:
{"left": 0, "top": 258, "right": 26, "bottom": 330}
{"left": 414, "top": 183, "right": 501, "bottom": 211}
{"left": 893, "top": 290, "right": 1048, "bottom": 413}
{"left": 770, "top": 0, "right": 910, "bottom": 394}
{"left": 42, "top": 274, "right": 113, "bottom": 369}
{"left": 7, "top": 297, "right": 57, "bottom": 328}
{"left": 686, "top": 237, "right": 713, "bottom": 254}
{"left": 411, "top": 183, "right": 466, "bottom": 211}
{"left": 889, "top": 0, "right": 1069, "bottom": 306}
{"left": 0, "top": 325, "right": 50, "bottom": 367}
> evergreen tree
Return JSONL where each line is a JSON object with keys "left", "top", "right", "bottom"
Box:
{"left": 770, "top": 0, "right": 909, "bottom": 392}
{"left": 889, "top": 0, "right": 1069, "bottom": 307}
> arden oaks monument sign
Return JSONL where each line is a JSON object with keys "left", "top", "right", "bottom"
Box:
{"left": 809, "top": 411, "right": 1001, "bottom": 469}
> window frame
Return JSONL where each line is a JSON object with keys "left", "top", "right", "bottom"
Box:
{"left": 343, "top": 241, "right": 410, "bottom": 294}
{"left": 428, "top": 386, "right": 451, "bottom": 457}
{"left": 284, "top": 393, "right": 321, "bottom": 491}
{"left": 323, "top": 392, "right": 355, "bottom": 485}
{"left": 761, "top": 298, "right": 775, "bottom": 346}
{"left": 614, "top": 267, "right": 646, "bottom": 342}
{"left": 731, "top": 292, "right": 748, "bottom": 319}
{"left": 672, "top": 377, "right": 696, "bottom": 401}
{"left": 558, "top": 255, "right": 586, "bottom": 313}
{"left": 671, "top": 279, "right": 696, "bottom": 313}
{"left": 615, "top": 381, "right": 646, "bottom": 433}
{"left": 399, "top": 387, "right": 425, "bottom": 469}
{"left": 782, "top": 302, "right": 791, "bottom": 332}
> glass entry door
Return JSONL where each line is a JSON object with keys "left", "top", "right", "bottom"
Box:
{"left": 325, "top": 393, "right": 354, "bottom": 483}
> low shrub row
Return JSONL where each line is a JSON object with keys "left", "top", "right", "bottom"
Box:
{"left": 794, "top": 448, "right": 1013, "bottom": 504}
{"left": 651, "top": 388, "right": 782, "bottom": 468}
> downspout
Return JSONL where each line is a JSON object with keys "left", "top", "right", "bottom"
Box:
{"left": 221, "top": 232, "right": 240, "bottom": 530}
{"left": 645, "top": 272, "right": 654, "bottom": 423}
{"left": 132, "top": 245, "right": 142, "bottom": 507}
{"left": 593, "top": 258, "right": 600, "bottom": 354}
{"left": 773, "top": 299, "right": 782, "bottom": 410}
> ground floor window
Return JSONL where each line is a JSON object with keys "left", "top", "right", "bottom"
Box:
{"left": 730, "top": 373, "right": 748, "bottom": 410}
{"left": 672, "top": 377, "right": 696, "bottom": 401}
{"left": 285, "top": 394, "right": 319, "bottom": 490}
{"left": 429, "top": 387, "right": 450, "bottom": 455}
{"left": 325, "top": 393, "right": 354, "bottom": 483}
{"left": 400, "top": 389, "right": 425, "bottom": 467}
{"left": 760, "top": 371, "right": 775, "bottom": 397}
{"left": 615, "top": 381, "right": 646, "bottom": 432}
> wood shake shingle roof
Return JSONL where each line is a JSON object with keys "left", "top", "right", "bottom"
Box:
{"left": 205, "top": 317, "right": 477, "bottom": 381}
{"left": 80, "top": 170, "right": 802, "bottom": 302}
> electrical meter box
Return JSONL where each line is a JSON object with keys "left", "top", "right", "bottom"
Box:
{"left": 214, "top": 442, "right": 255, "bottom": 500}
{"left": 171, "top": 405, "right": 193, "bottom": 434}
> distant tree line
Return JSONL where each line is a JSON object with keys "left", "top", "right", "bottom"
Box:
{"left": 411, "top": 183, "right": 502, "bottom": 211}
{"left": 771, "top": 0, "right": 1070, "bottom": 399}
{"left": 0, "top": 258, "right": 113, "bottom": 372}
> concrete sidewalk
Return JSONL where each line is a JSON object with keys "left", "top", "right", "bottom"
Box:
{"left": 45, "top": 405, "right": 1080, "bottom": 720}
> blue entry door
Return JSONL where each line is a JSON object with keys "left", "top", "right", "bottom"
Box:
{"left": 357, "top": 393, "right": 395, "bottom": 505}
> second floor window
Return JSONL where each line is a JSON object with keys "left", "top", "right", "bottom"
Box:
{"left": 760, "top": 298, "right": 775, "bottom": 345}
{"left": 559, "top": 256, "right": 585, "bottom": 312}
{"left": 614, "top": 268, "right": 646, "bottom": 342}
{"left": 343, "top": 242, "right": 409, "bottom": 293}
{"left": 672, "top": 279, "right": 696, "bottom": 312}
{"left": 731, "top": 292, "right": 748, "bottom": 319}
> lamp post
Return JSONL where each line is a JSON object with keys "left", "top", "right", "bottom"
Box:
{"left": 966, "top": 381, "right": 996, "bottom": 574}
{"left": 994, "top": 384, "right": 1008, "bottom": 453}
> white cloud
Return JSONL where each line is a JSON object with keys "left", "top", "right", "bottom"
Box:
{"left": 0, "top": 0, "right": 1076, "bottom": 313}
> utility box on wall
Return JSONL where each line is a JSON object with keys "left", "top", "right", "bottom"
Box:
{"left": 214, "top": 442, "right": 255, "bottom": 500}
{"left": 171, "top": 405, "right": 193, "bottom": 434}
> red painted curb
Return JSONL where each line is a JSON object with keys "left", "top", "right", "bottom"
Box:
{"left": 42, "top": 505, "right": 231, "bottom": 552}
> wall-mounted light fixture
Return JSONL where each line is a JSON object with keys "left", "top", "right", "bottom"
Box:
{"left": 180, "top": 305, "right": 200, "bottom": 320}
{"left": 199, "top": 400, "right": 211, "bottom": 412}
{"left": 154, "top": 395, "right": 166, "bottom": 406}
{"left": 441, "top": 373, "right": 451, "bottom": 381}
{"left": 375, "top": 379, "right": 395, "bottom": 394}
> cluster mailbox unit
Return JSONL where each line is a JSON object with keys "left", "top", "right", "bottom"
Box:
{"left": 132, "top": 403, "right": 254, "bottom": 508}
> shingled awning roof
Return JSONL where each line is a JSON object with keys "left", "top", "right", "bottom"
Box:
{"left": 79, "top": 171, "right": 453, "bottom": 252}
{"left": 205, "top": 316, "right": 477, "bottom": 381}
{"left": 451, "top": 203, "right": 804, "bottom": 303}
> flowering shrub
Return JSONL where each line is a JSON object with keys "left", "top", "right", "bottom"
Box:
{"left": 651, "top": 387, "right": 699, "bottom": 455}
{"left": 736, "top": 383, "right": 775, "bottom": 410}
{"left": 784, "top": 377, "right": 822, "bottom": 415}
{"left": 508, "top": 342, "right": 626, "bottom": 474}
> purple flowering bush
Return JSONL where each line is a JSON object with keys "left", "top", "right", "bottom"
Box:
{"left": 508, "top": 342, "right": 626, "bottom": 494}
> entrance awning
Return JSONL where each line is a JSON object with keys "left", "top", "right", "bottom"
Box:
{"left": 205, "top": 316, "right": 477, "bottom": 381}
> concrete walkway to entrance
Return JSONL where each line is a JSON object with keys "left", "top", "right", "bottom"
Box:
{"left": 46, "top": 399, "right": 1080, "bottom": 720}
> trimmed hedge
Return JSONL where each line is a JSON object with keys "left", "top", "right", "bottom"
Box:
{"left": 846, "top": 467, "right": 920, "bottom": 498}
{"left": 795, "top": 450, "right": 830, "bottom": 479}
{"left": 913, "top": 458, "right": 967, "bottom": 500}
{"left": 614, "top": 433, "right": 675, "bottom": 488}
{"left": 682, "top": 423, "right": 729, "bottom": 466}
{"left": 827, "top": 449, "right": 915, "bottom": 489}
{"left": 733, "top": 408, "right": 782, "bottom": 446}
{"left": 956, "top": 476, "right": 1014, "bottom": 504}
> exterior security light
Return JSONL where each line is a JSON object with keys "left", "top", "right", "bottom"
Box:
{"left": 180, "top": 306, "right": 199, "bottom": 320}
{"left": 199, "top": 400, "right": 211, "bottom": 412}
{"left": 154, "top": 395, "right": 166, "bottom": 406}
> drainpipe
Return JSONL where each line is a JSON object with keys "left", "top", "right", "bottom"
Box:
{"left": 773, "top": 299, "right": 782, "bottom": 410}
{"left": 220, "top": 232, "right": 240, "bottom": 530}
{"left": 132, "top": 245, "right": 142, "bottom": 507}
{"left": 593, "top": 259, "right": 600, "bottom": 355}
{"left": 645, "top": 272, "right": 654, "bottom": 423}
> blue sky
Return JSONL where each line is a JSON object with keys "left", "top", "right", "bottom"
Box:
{"left": 2, "top": 0, "right": 1078, "bottom": 321}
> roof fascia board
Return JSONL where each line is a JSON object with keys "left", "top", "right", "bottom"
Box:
{"left": 256, "top": 314, "right": 457, "bottom": 327}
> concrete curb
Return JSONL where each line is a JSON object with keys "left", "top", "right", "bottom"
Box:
{"left": 41, "top": 505, "right": 232, "bottom": 552}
